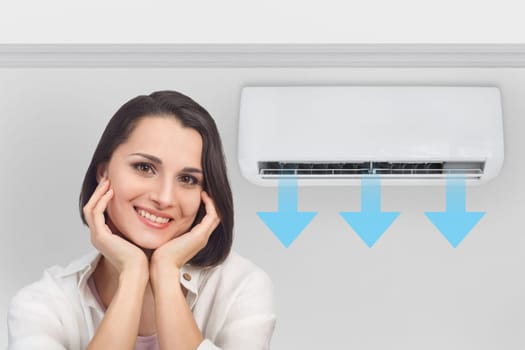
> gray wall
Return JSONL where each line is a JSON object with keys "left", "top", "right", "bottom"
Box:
{"left": 1, "top": 68, "right": 524, "bottom": 349}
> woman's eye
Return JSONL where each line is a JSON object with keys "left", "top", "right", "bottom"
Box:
{"left": 179, "top": 174, "right": 198, "bottom": 185}
{"left": 133, "top": 162, "right": 155, "bottom": 175}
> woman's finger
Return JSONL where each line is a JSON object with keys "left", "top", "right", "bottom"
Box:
{"left": 189, "top": 191, "right": 220, "bottom": 242}
{"left": 83, "top": 178, "right": 110, "bottom": 225}
{"left": 199, "top": 191, "right": 221, "bottom": 228}
{"left": 92, "top": 187, "right": 114, "bottom": 238}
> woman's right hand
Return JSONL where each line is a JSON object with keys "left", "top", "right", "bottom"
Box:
{"left": 82, "top": 177, "right": 148, "bottom": 277}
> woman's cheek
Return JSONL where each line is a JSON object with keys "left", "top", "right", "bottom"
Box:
{"left": 104, "top": 186, "right": 125, "bottom": 227}
{"left": 188, "top": 191, "right": 203, "bottom": 215}
{"left": 178, "top": 191, "right": 202, "bottom": 223}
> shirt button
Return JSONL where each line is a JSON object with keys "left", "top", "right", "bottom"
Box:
{"left": 183, "top": 272, "right": 192, "bottom": 281}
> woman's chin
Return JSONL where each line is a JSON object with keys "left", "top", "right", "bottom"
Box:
{"left": 130, "top": 238, "right": 164, "bottom": 251}
{"left": 117, "top": 231, "right": 164, "bottom": 251}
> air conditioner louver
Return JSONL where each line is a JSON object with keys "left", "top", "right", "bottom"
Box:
{"left": 258, "top": 161, "right": 484, "bottom": 180}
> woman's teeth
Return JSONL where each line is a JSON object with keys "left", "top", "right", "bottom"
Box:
{"left": 137, "top": 209, "right": 171, "bottom": 224}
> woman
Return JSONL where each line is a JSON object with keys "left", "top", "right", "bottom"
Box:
{"left": 7, "top": 91, "right": 276, "bottom": 350}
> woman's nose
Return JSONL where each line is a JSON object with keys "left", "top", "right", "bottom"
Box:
{"left": 149, "top": 179, "right": 176, "bottom": 209}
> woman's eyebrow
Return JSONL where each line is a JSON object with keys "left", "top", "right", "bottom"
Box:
{"left": 129, "top": 153, "right": 203, "bottom": 173}
{"left": 129, "top": 152, "right": 162, "bottom": 164}
{"left": 182, "top": 167, "right": 203, "bottom": 174}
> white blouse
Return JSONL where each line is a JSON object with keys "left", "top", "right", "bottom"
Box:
{"left": 7, "top": 249, "right": 276, "bottom": 350}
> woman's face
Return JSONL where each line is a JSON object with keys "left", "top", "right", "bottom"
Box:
{"left": 100, "top": 116, "right": 204, "bottom": 250}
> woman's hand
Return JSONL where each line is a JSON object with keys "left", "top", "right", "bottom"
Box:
{"left": 83, "top": 177, "right": 148, "bottom": 276}
{"left": 150, "top": 191, "right": 220, "bottom": 281}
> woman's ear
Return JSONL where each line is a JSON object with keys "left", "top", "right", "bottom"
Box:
{"left": 96, "top": 163, "right": 108, "bottom": 183}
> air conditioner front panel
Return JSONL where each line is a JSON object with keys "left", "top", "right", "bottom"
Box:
{"left": 238, "top": 86, "right": 504, "bottom": 186}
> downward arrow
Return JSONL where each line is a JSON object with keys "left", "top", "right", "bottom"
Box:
{"left": 425, "top": 175, "right": 485, "bottom": 247}
{"left": 257, "top": 177, "right": 317, "bottom": 248}
{"left": 340, "top": 176, "right": 400, "bottom": 248}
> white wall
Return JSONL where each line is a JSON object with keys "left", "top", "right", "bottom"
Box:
{"left": 1, "top": 67, "right": 524, "bottom": 349}
{"left": 0, "top": 0, "right": 524, "bottom": 43}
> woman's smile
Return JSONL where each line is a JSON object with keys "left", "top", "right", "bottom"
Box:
{"left": 134, "top": 206, "right": 173, "bottom": 228}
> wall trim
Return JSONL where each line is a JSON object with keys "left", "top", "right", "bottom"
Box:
{"left": 1, "top": 44, "right": 525, "bottom": 68}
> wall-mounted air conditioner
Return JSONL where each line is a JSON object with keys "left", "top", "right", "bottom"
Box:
{"left": 238, "top": 86, "right": 504, "bottom": 186}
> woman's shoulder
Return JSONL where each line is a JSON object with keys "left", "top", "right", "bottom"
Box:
{"left": 7, "top": 251, "right": 100, "bottom": 348}
{"left": 10, "top": 250, "right": 100, "bottom": 303}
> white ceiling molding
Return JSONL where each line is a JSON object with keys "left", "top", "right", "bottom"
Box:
{"left": 1, "top": 44, "right": 525, "bottom": 68}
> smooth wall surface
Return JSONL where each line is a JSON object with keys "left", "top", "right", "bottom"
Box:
{"left": 1, "top": 68, "right": 524, "bottom": 349}
{"left": 1, "top": 0, "right": 524, "bottom": 43}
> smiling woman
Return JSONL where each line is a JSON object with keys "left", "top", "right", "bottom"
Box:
{"left": 93, "top": 117, "right": 205, "bottom": 252}
{"left": 7, "top": 91, "right": 276, "bottom": 350}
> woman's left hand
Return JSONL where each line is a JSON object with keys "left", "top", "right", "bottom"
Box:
{"left": 150, "top": 191, "right": 220, "bottom": 281}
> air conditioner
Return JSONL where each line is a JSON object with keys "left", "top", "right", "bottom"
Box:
{"left": 238, "top": 86, "right": 504, "bottom": 186}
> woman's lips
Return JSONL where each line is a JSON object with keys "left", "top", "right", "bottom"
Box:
{"left": 134, "top": 207, "right": 172, "bottom": 229}
{"left": 134, "top": 206, "right": 173, "bottom": 220}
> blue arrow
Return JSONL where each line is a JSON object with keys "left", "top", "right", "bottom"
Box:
{"left": 340, "top": 176, "right": 400, "bottom": 248}
{"left": 257, "top": 176, "right": 317, "bottom": 248}
{"left": 425, "top": 175, "right": 485, "bottom": 248}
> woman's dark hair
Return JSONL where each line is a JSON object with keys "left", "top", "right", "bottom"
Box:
{"left": 79, "top": 90, "right": 233, "bottom": 267}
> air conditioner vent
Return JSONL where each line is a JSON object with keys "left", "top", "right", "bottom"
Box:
{"left": 258, "top": 161, "right": 484, "bottom": 179}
